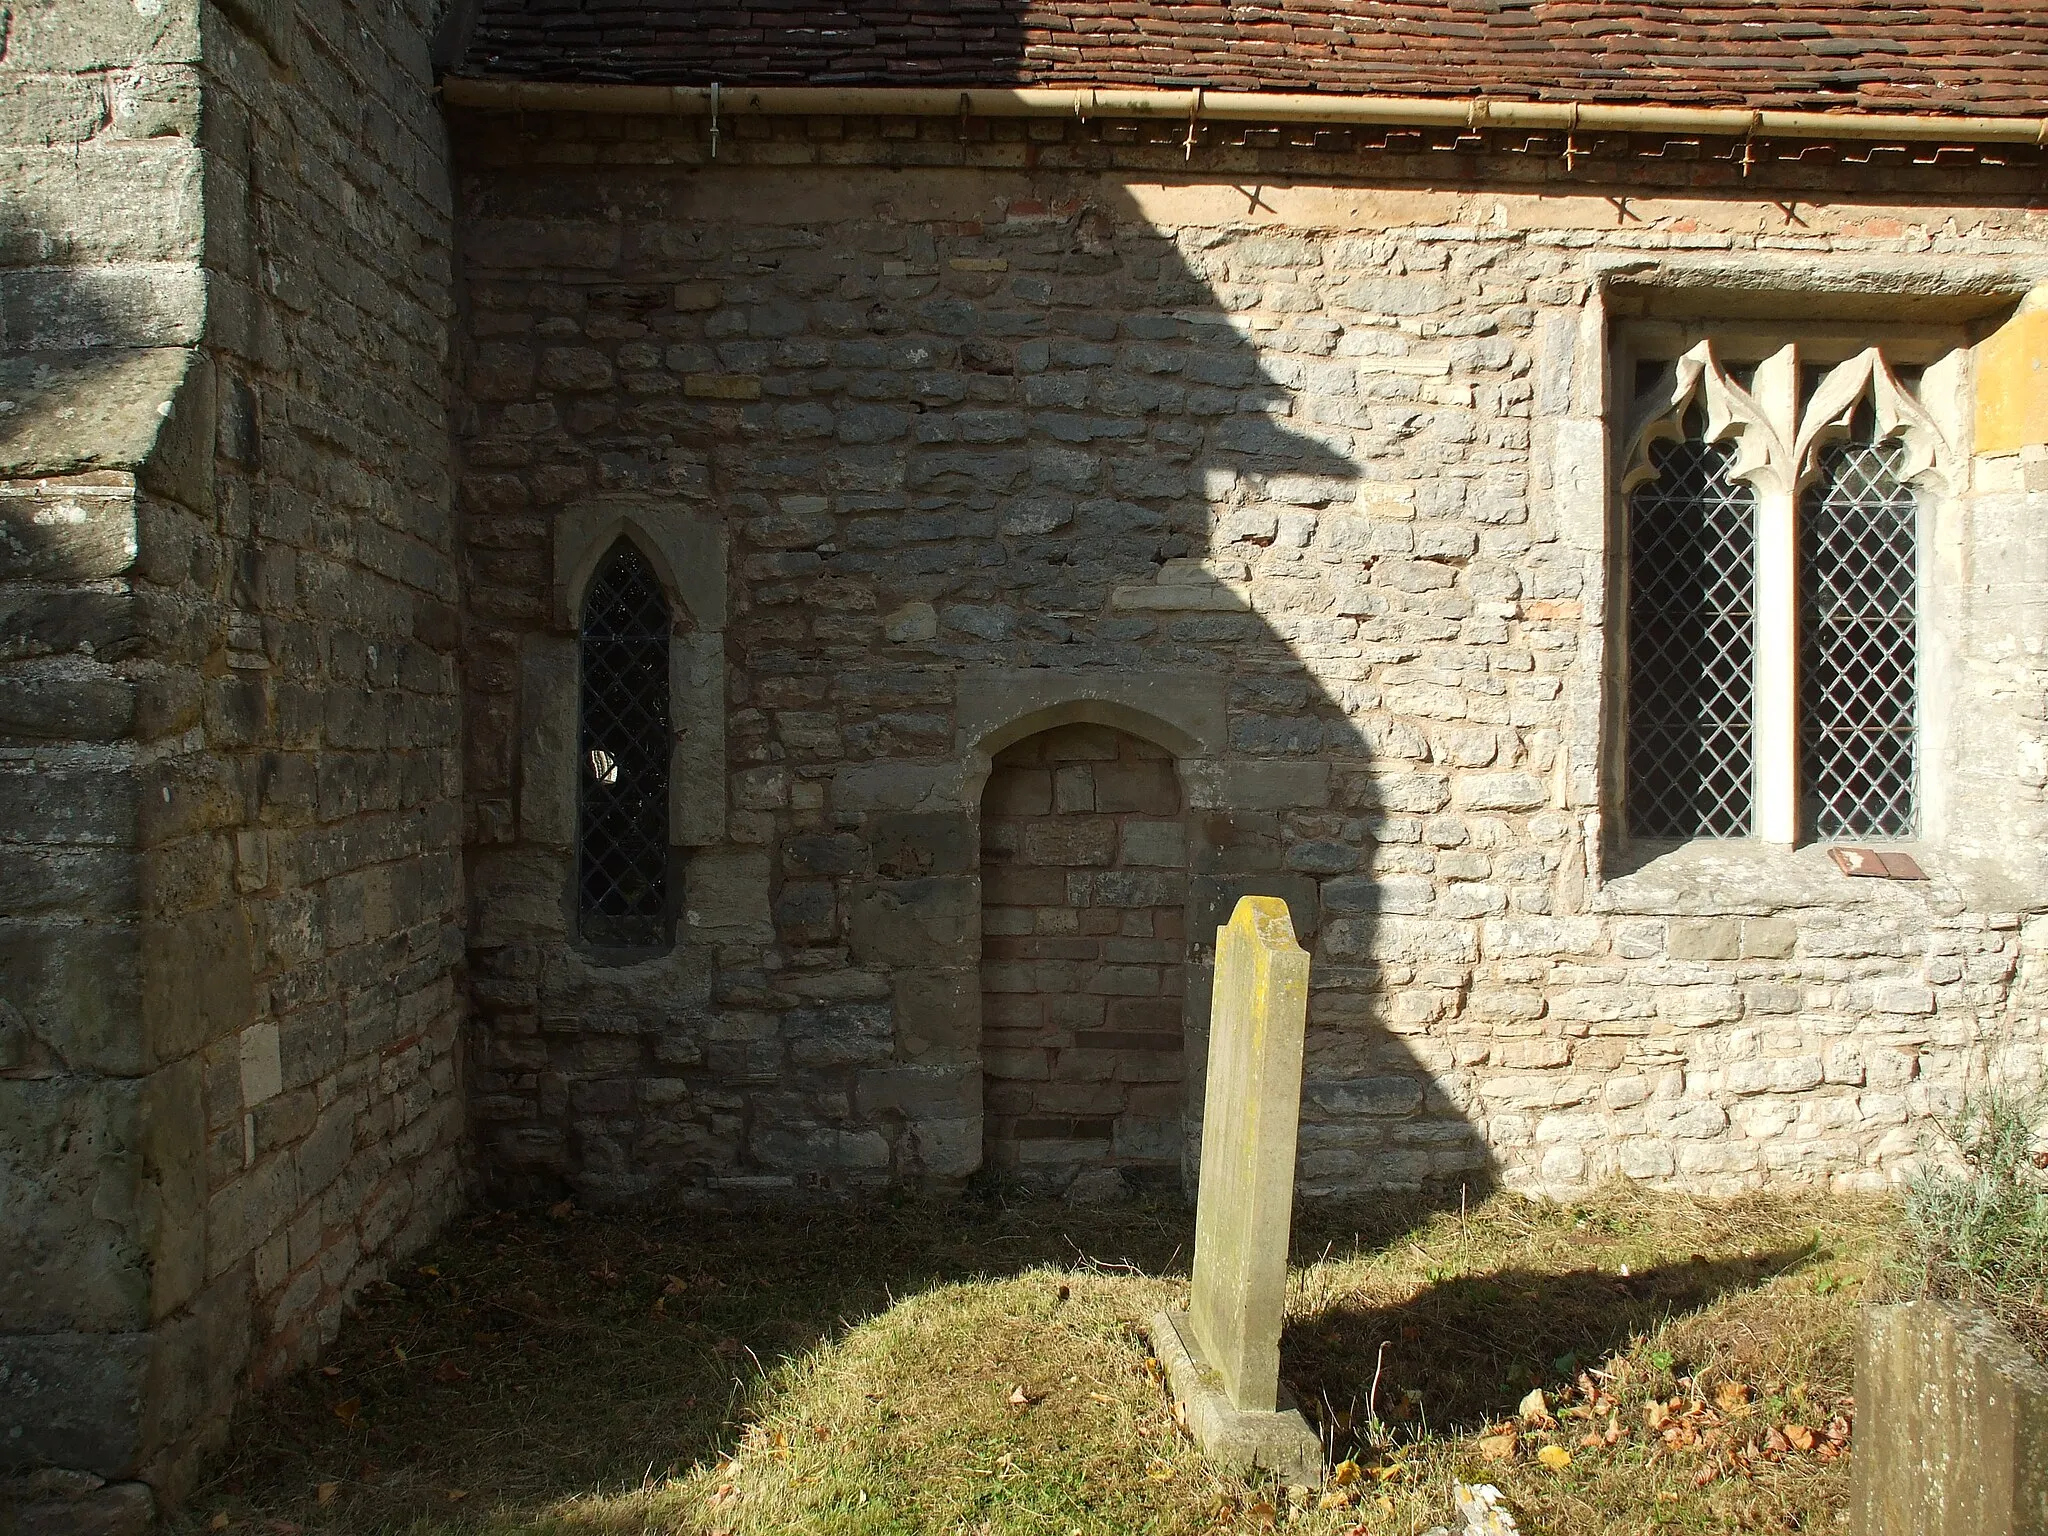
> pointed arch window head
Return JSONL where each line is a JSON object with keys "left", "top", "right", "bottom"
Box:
{"left": 1618, "top": 338, "right": 1956, "bottom": 846}
{"left": 578, "top": 540, "right": 671, "bottom": 946}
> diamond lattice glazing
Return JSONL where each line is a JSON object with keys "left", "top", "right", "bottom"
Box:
{"left": 578, "top": 541, "right": 672, "bottom": 946}
{"left": 1626, "top": 432, "right": 1758, "bottom": 838}
{"left": 1800, "top": 435, "right": 1918, "bottom": 838}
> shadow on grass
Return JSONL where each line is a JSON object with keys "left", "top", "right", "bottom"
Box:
{"left": 186, "top": 1195, "right": 1204, "bottom": 1526}
{"left": 186, "top": 1191, "right": 1823, "bottom": 1529}
{"left": 1283, "top": 1246, "right": 1816, "bottom": 1455}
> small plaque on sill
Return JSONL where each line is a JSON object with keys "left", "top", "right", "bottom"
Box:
{"left": 1829, "top": 847, "right": 1926, "bottom": 881}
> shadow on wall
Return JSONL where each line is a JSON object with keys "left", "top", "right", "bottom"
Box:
{"left": 821, "top": 173, "right": 1505, "bottom": 1206}
{"left": 0, "top": 178, "right": 193, "bottom": 1079}
{"left": 457, "top": 73, "right": 1524, "bottom": 1210}
{"left": 0, "top": 192, "right": 207, "bottom": 483}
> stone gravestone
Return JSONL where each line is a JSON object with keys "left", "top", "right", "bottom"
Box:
{"left": 1152, "top": 894, "right": 1323, "bottom": 1480}
{"left": 1851, "top": 1301, "right": 2048, "bottom": 1536}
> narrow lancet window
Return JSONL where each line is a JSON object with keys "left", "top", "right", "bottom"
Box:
{"left": 578, "top": 540, "right": 671, "bottom": 945}
{"left": 1800, "top": 414, "right": 1919, "bottom": 838}
{"left": 1626, "top": 412, "right": 1759, "bottom": 838}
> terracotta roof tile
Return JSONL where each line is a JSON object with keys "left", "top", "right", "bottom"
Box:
{"left": 452, "top": 0, "right": 2048, "bottom": 115}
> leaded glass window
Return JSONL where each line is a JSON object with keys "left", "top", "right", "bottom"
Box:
{"left": 1800, "top": 421, "right": 1919, "bottom": 838}
{"left": 578, "top": 541, "right": 671, "bottom": 946}
{"left": 1625, "top": 416, "right": 1758, "bottom": 839}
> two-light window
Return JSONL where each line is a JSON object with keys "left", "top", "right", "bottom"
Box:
{"left": 1618, "top": 336, "right": 1961, "bottom": 845}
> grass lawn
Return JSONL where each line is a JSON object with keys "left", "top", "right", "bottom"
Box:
{"left": 184, "top": 1185, "right": 1897, "bottom": 1536}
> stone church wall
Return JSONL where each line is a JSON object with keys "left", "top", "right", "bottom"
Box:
{"left": 452, "top": 112, "right": 2048, "bottom": 1211}
{"left": 1, "top": 0, "right": 462, "bottom": 1508}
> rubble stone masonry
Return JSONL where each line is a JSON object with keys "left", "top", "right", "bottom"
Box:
{"left": 453, "top": 112, "right": 2048, "bottom": 1210}
{"left": 0, "top": 0, "right": 462, "bottom": 1510}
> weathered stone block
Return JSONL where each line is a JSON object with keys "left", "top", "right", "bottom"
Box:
{"left": 848, "top": 878, "right": 975, "bottom": 968}
{"left": 6, "top": 0, "right": 200, "bottom": 71}
{"left": 0, "top": 1471, "right": 155, "bottom": 1536}
{"left": 517, "top": 636, "right": 576, "bottom": 848}
{"left": 138, "top": 904, "right": 254, "bottom": 1064}
{"left": 1667, "top": 918, "right": 1742, "bottom": 961}
{"left": 1305, "top": 1076, "right": 1423, "bottom": 1117}
{"left": 685, "top": 849, "right": 773, "bottom": 939}
{"left": 855, "top": 1065, "right": 977, "bottom": 1119}
{"left": 1851, "top": 1302, "right": 2048, "bottom": 1536}
{"left": 0, "top": 1331, "right": 151, "bottom": 1478}
{"left": 1741, "top": 918, "right": 1798, "bottom": 960}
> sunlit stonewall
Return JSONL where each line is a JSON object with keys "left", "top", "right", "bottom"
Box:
{"left": 1153, "top": 895, "right": 1324, "bottom": 1481}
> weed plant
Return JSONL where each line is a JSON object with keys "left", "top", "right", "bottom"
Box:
{"left": 1902, "top": 1086, "right": 2048, "bottom": 1358}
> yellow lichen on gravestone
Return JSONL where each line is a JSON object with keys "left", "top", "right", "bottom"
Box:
{"left": 1188, "top": 895, "right": 1310, "bottom": 1414}
{"left": 1975, "top": 286, "right": 2048, "bottom": 457}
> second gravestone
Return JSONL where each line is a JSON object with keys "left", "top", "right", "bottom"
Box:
{"left": 1152, "top": 894, "right": 1323, "bottom": 1480}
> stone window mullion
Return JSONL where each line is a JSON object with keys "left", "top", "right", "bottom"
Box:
{"left": 1752, "top": 480, "right": 1802, "bottom": 845}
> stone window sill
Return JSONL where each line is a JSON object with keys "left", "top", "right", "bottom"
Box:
{"left": 1594, "top": 837, "right": 1952, "bottom": 917}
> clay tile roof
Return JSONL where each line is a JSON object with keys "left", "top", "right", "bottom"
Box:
{"left": 450, "top": 0, "right": 2048, "bottom": 117}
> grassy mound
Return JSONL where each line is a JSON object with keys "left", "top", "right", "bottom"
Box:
{"left": 184, "top": 1186, "right": 1898, "bottom": 1536}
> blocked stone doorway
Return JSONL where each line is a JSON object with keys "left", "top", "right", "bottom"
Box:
{"left": 978, "top": 723, "right": 1191, "bottom": 1199}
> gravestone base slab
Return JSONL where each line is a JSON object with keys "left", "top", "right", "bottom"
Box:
{"left": 1152, "top": 1308, "right": 1323, "bottom": 1483}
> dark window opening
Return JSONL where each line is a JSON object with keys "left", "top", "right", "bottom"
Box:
{"left": 578, "top": 540, "right": 672, "bottom": 946}
{"left": 1626, "top": 415, "right": 1758, "bottom": 838}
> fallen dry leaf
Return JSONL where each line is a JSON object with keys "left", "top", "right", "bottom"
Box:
{"left": 1784, "top": 1423, "right": 1817, "bottom": 1452}
{"left": 317, "top": 1366, "right": 342, "bottom": 1380}
{"left": 1145, "top": 1459, "right": 1176, "bottom": 1483}
{"left": 1331, "top": 1459, "right": 1361, "bottom": 1486}
{"left": 332, "top": 1398, "right": 361, "bottom": 1429}
{"left": 1476, "top": 1433, "right": 1517, "bottom": 1462}
{"left": 1518, "top": 1387, "right": 1553, "bottom": 1425}
{"left": 548, "top": 1200, "right": 574, "bottom": 1220}
{"left": 1242, "top": 1496, "right": 1276, "bottom": 1528}
{"left": 444, "top": 1490, "right": 468, "bottom": 1503}
{"left": 208, "top": 1514, "right": 229, "bottom": 1531}
{"left": 314, "top": 1483, "right": 337, "bottom": 1506}
{"left": 433, "top": 1359, "right": 470, "bottom": 1384}
{"left": 1537, "top": 1445, "right": 1572, "bottom": 1471}
{"left": 1715, "top": 1381, "right": 1753, "bottom": 1413}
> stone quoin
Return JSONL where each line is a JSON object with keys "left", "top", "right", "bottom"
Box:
{"left": 5, "top": 0, "right": 2048, "bottom": 1517}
